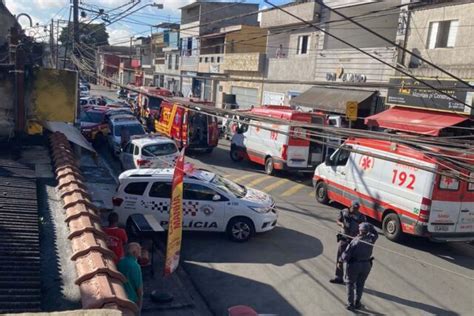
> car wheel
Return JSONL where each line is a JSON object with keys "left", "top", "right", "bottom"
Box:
{"left": 383, "top": 213, "right": 404, "bottom": 242}
{"left": 315, "top": 181, "right": 329, "bottom": 204}
{"left": 265, "top": 157, "right": 275, "bottom": 175}
{"left": 230, "top": 147, "right": 243, "bottom": 162}
{"left": 126, "top": 217, "right": 138, "bottom": 237}
{"left": 226, "top": 217, "right": 255, "bottom": 242}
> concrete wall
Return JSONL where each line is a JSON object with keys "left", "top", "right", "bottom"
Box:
{"left": 404, "top": 1, "right": 474, "bottom": 78}
{"left": 0, "top": 3, "right": 19, "bottom": 50}
{"left": 0, "top": 69, "right": 14, "bottom": 138}
{"left": 199, "top": 3, "right": 259, "bottom": 35}
{"left": 224, "top": 25, "right": 267, "bottom": 54}
{"left": 260, "top": 1, "right": 320, "bottom": 28}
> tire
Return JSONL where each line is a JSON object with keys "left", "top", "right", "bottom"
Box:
{"left": 230, "top": 147, "right": 243, "bottom": 162}
{"left": 126, "top": 217, "right": 139, "bottom": 238}
{"left": 265, "top": 157, "right": 275, "bottom": 175}
{"left": 383, "top": 213, "right": 404, "bottom": 242}
{"left": 315, "top": 181, "right": 329, "bottom": 204}
{"left": 226, "top": 217, "right": 255, "bottom": 242}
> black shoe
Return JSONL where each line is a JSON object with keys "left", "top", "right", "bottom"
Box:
{"left": 329, "top": 278, "right": 344, "bottom": 284}
{"left": 354, "top": 302, "right": 362, "bottom": 309}
{"left": 346, "top": 304, "right": 355, "bottom": 310}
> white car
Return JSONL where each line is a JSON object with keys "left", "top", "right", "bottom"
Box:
{"left": 120, "top": 134, "right": 179, "bottom": 170}
{"left": 80, "top": 97, "right": 97, "bottom": 108}
{"left": 106, "top": 115, "right": 146, "bottom": 156}
{"left": 79, "top": 86, "right": 90, "bottom": 97}
{"left": 113, "top": 167, "right": 278, "bottom": 242}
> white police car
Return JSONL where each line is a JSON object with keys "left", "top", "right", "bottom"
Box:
{"left": 112, "top": 166, "right": 278, "bottom": 242}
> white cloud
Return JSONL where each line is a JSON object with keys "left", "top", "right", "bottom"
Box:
{"left": 34, "top": 0, "right": 65, "bottom": 9}
{"left": 108, "top": 27, "right": 134, "bottom": 45}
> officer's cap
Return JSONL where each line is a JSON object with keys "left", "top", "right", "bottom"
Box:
{"left": 351, "top": 201, "right": 360, "bottom": 208}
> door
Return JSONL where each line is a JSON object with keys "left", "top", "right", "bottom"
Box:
{"left": 231, "top": 86, "right": 258, "bottom": 109}
{"left": 325, "top": 147, "right": 352, "bottom": 203}
{"left": 458, "top": 176, "right": 474, "bottom": 233}
{"left": 147, "top": 181, "right": 173, "bottom": 228}
{"left": 430, "top": 174, "right": 463, "bottom": 234}
{"left": 182, "top": 182, "right": 227, "bottom": 231}
{"left": 120, "top": 142, "right": 135, "bottom": 169}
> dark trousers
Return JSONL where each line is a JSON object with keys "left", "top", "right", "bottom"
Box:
{"left": 335, "top": 239, "right": 350, "bottom": 279}
{"left": 346, "top": 262, "right": 371, "bottom": 305}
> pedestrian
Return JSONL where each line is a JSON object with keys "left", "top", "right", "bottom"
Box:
{"left": 330, "top": 200, "right": 366, "bottom": 284}
{"left": 339, "top": 222, "right": 378, "bottom": 310}
{"left": 120, "top": 127, "right": 130, "bottom": 149}
{"left": 103, "top": 212, "right": 128, "bottom": 263}
{"left": 118, "top": 242, "right": 144, "bottom": 311}
{"left": 231, "top": 127, "right": 245, "bottom": 151}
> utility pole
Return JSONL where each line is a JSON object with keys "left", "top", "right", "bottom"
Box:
{"left": 73, "top": 0, "right": 79, "bottom": 56}
{"left": 50, "top": 19, "right": 55, "bottom": 68}
{"left": 56, "top": 19, "right": 60, "bottom": 69}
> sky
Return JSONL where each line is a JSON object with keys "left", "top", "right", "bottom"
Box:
{"left": 4, "top": 0, "right": 289, "bottom": 45}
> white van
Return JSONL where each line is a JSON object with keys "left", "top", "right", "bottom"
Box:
{"left": 113, "top": 167, "right": 278, "bottom": 242}
{"left": 231, "top": 106, "right": 326, "bottom": 175}
{"left": 313, "top": 138, "right": 474, "bottom": 242}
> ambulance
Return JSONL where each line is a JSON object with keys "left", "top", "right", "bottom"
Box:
{"left": 230, "top": 105, "right": 327, "bottom": 175}
{"left": 154, "top": 98, "right": 219, "bottom": 152}
{"left": 313, "top": 138, "right": 474, "bottom": 242}
{"left": 136, "top": 86, "right": 173, "bottom": 130}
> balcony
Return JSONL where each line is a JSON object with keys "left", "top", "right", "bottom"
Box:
{"left": 198, "top": 54, "right": 224, "bottom": 74}
{"left": 223, "top": 52, "right": 265, "bottom": 72}
{"left": 260, "top": 1, "right": 320, "bottom": 28}
{"left": 180, "top": 55, "right": 199, "bottom": 72}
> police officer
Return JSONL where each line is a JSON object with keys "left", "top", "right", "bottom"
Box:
{"left": 339, "top": 222, "right": 378, "bottom": 310}
{"left": 330, "top": 201, "right": 366, "bottom": 284}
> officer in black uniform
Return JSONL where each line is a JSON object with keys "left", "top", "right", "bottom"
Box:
{"left": 330, "top": 200, "right": 366, "bottom": 284}
{"left": 339, "top": 222, "right": 378, "bottom": 310}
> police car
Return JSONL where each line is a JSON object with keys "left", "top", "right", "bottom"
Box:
{"left": 119, "top": 134, "right": 179, "bottom": 170}
{"left": 112, "top": 166, "right": 278, "bottom": 242}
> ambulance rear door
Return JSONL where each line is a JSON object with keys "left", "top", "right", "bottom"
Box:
{"left": 457, "top": 176, "right": 474, "bottom": 233}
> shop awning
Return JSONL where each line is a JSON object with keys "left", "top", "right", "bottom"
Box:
{"left": 289, "top": 86, "right": 377, "bottom": 114}
{"left": 364, "top": 107, "right": 468, "bottom": 136}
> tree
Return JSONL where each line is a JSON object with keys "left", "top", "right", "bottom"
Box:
{"left": 59, "top": 22, "right": 109, "bottom": 48}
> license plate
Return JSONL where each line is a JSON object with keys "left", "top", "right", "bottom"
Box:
{"left": 432, "top": 225, "right": 449, "bottom": 232}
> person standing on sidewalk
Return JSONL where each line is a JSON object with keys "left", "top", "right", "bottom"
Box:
{"left": 103, "top": 212, "right": 128, "bottom": 263}
{"left": 339, "top": 222, "right": 378, "bottom": 310}
{"left": 118, "top": 242, "right": 144, "bottom": 311}
{"left": 330, "top": 201, "right": 366, "bottom": 284}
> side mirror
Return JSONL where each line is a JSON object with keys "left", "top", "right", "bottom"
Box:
{"left": 212, "top": 194, "right": 221, "bottom": 201}
{"left": 325, "top": 155, "right": 331, "bottom": 165}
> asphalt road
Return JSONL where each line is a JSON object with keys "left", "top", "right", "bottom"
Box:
{"left": 92, "top": 85, "right": 474, "bottom": 316}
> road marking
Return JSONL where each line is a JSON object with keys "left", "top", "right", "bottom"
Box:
{"left": 281, "top": 183, "right": 306, "bottom": 197}
{"left": 232, "top": 173, "right": 258, "bottom": 183}
{"left": 261, "top": 178, "right": 289, "bottom": 193}
{"left": 246, "top": 176, "right": 271, "bottom": 187}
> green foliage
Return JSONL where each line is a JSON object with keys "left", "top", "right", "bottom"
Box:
{"left": 59, "top": 22, "right": 109, "bottom": 47}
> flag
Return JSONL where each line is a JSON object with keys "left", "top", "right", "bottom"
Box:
{"left": 164, "top": 148, "right": 185, "bottom": 276}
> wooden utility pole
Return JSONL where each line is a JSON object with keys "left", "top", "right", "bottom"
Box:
{"left": 73, "top": 0, "right": 79, "bottom": 55}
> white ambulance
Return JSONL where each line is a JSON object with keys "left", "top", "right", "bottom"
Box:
{"left": 313, "top": 138, "right": 474, "bottom": 242}
{"left": 112, "top": 166, "right": 278, "bottom": 242}
{"left": 231, "top": 106, "right": 327, "bottom": 175}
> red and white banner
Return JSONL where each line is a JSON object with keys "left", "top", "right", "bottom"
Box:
{"left": 164, "top": 148, "right": 185, "bottom": 276}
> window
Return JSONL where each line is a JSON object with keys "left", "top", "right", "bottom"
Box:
{"left": 124, "top": 142, "right": 133, "bottom": 154}
{"left": 210, "top": 57, "right": 214, "bottom": 63}
{"left": 124, "top": 182, "right": 148, "bottom": 195}
{"left": 330, "top": 147, "right": 351, "bottom": 166}
{"left": 142, "top": 143, "right": 177, "bottom": 157}
{"left": 199, "top": 57, "right": 203, "bottom": 62}
{"left": 468, "top": 173, "right": 474, "bottom": 191}
{"left": 113, "top": 124, "right": 145, "bottom": 137}
{"left": 175, "top": 54, "right": 179, "bottom": 70}
{"left": 167, "top": 54, "right": 172, "bottom": 70}
{"left": 297, "top": 35, "right": 309, "bottom": 55}
{"left": 149, "top": 182, "right": 172, "bottom": 198}
{"left": 217, "top": 57, "right": 221, "bottom": 63}
{"left": 427, "top": 20, "right": 459, "bottom": 49}
{"left": 204, "top": 57, "right": 209, "bottom": 63}
{"left": 134, "top": 145, "right": 139, "bottom": 155}
{"left": 183, "top": 183, "right": 219, "bottom": 201}
{"left": 439, "top": 175, "right": 459, "bottom": 191}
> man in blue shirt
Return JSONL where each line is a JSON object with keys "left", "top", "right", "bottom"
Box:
{"left": 118, "top": 242, "right": 144, "bottom": 310}
{"left": 339, "top": 222, "right": 378, "bottom": 310}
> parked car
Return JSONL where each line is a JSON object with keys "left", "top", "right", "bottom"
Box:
{"left": 113, "top": 166, "right": 278, "bottom": 242}
{"left": 119, "top": 134, "right": 179, "bottom": 170}
{"left": 106, "top": 115, "right": 146, "bottom": 156}
{"left": 80, "top": 97, "right": 97, "bottom": 109}
{"left": 79, "top": 86, "right": 90, "bottom": 97}
{"left": 117, "top": 88, "right": 128, "bottom": 99}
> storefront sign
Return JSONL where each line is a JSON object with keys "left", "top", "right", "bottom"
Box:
{"left": 386, "top": 78, "right": 473, "bottom": 115}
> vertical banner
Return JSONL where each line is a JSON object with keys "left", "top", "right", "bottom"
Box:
{"left": 164, "top": 148, "right": 185, "bottom": 276}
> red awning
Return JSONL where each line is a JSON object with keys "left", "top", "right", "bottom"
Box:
{"left": 365, "top": 107, "right": 468, "bottom": 136}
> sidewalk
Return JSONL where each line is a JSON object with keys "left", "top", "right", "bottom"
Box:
{"left": 78, "top": 149, "right": 213, "bottom": 316}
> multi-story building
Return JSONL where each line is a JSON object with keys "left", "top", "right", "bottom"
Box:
{"left": 118, "top": 55, "right": 133, "bottom": 86}
{"left": 153, "top": 23, "right": 181, "bottom": 94}
{"left": 179, "top": 0, "right": 259, "bottom": 99}
{"left": 96, "top": 46, "right": 131, "bottom": 87}
{"left": 132, "top": 36, "right": 153, "bottom": 86}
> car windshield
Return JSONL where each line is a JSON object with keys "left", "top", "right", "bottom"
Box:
{"left": 149, "top": 97, "right": 162, "bottom": 109}
{"left": 114, "top": 124, "right": 145, "bottom": 137}
{"left": 210, "top": 174, "right": 246, "bottom": 198}
{"left": 80, "top": 111, "right": 104, "bottom": 123}
{"left": 142, "top": 143, "right": 177, "bottom": 157}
